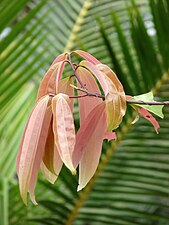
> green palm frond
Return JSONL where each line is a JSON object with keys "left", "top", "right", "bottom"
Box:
{"left": 0, "top": 0, "right": 169, "bottom": 225}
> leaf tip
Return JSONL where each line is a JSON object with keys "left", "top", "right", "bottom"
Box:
{"left": 71, "top": 169, "right": 77, "bottom": 176}
{"left": 77, "top": 184, "right": 83, "bottom": 192}
{"left": 30, "top": 192, "right": 38, "bottom": 205}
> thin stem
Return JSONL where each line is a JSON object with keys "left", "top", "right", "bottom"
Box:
{"left": 67, "top": 53, "right": 86, "bottom": 89}
{"left": 70, "top": 84, "right": 105, "bottom": 99}
{"left": 69, "top": 84, "right": 169, "bottom": 104}
{"left": 69, "top": 94, "right": 88, "bottom": 99}
{"left": 127, "top": 100, "right": 169, "bottom": 105}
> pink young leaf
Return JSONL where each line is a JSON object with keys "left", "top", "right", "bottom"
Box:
{"left": 127, "top": 95, "right": 160, "bottom": 133}
{"left": 40, "top": 121, "right": 63, "bottom": 184}
{"left": 76, "top": 66, "right": 102, "bottom": 124}
{"left": 38, "top": 59, "right": 67, "bottom": 100}
{"left": 81, "top": 61, "right": 126, "bottom": 131}
{"left": 16, "top": 112, "right": 32, "bottom": 175}
{"left": 17, "top": 95, "right": 50, "bottom": 205}
{"left": 58, "top": 77, "right": 74, "bottom": 111}
{"left": 73, "top": 102, "right": 106, "bottom": 168}
{"left": 80, "top": 60, "right": 109, "bottom": 95}
{"left": 138, "top": 108, "right": 160, "bottom": 134}
{"left": 51, "top": 52, "right": 67, "bottom": 66}
{"left": 97, "top": 64, "right": 126, "bottom": 131}
{"left": 55, "top": 60, "right": 67, "bottom": 92}
{"left": 52, "top": 94, "right": 76, "bottom": 174}
{"left": 29, "top": 99, "right": 53, "bottom": 204}
{"left": 73, "top": 50, "right": 101, "bottom": 65}
{"left": 37, "top": 63, "right": 60, "bottom": 100}
{"left": 42, "top": 119, "right": 63, "bottom": 176}
{"left": 42, "top": 119, "right": 55, "bottom": 174}
{"left": 73, "top": 102, "right": 106, "bottom": 191}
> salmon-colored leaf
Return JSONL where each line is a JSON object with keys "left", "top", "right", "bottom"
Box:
{"left": 73, "top": 102, "right": 106, "bottom": 191}
{"left": 73, "top": 102, "right": 106, "bottom": 168}
{"left": 76, "top": 66, "right": 102, "bottom": 124}
{"left": 51, "top": 52, "right": 67, "bottom": 66}
{"left": 37, "top": 63, "right": 60, "bottom": 99}
{"left": 80, "top": 60, "right": 109, "bottom": 94}
{"left": 52, "top": 94, "right": 76, "bottom": 174}
{"left": 73, "top": 50, "right": 101, "bottom": 65}
{"left": 55, "top": 61, "right": 67, "bottom": 92}
{"left": 29, "top": 98, "right": 53, "bottom": 204}
{"left": 43, "top": 121, "right": 55, "bottom": 173}
{"left": 138, "top": 108, "right": 160, "bottom": 134}
{"left": 38, "top": 60, "right": 68, "bottom": 100}
{"left": 97, "top": 64, "right": 126, "bottom": 131}
{"left": 41, "top": 145, "right": 63, "bottom": 184}
{"left": 81, "top": 61, "right": 126, "bottom": 131}
{"left": 43, "top": 119, "right": 63, "bottom": 176}
{"left": 17, "top": 95, "right": 50, "bottom": 205}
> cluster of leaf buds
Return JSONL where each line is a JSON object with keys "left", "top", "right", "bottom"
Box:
{"left": 17, "top": 50, "right": 163, "bottom": 205}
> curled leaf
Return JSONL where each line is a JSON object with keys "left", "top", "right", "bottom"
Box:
{"left": 52, "top": 93, "right": 76, "bottom": 174}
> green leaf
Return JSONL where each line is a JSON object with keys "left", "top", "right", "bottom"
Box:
{"left": 131, "top": 91, "right": 164, "bottom": 118}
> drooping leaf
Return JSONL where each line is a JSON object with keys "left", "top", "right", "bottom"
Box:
{"left": 37, "top": 63, "right": 60, "bottom": 99}
{"left": 80, "top": 60, "right": 109, "bottom": 95}
{"left": 76, "top": 66, "right": 102, "bottom": 125}
{"left": 55, "top": 61, "right": 67, "bottom": 92}
{"left": 97, "top": 64, "right": 126, "bottom": 131}
{"left": 52, "top": 93, "right": 76, "bottom": 174}
{"left": 42, "top": 117, "right": 63, "bottom": 180}
{"left": 81, "top": 60, "right": 126, "bottom": 131}
{"left": 73, "top": 102, "right": 106, "bottom": 191}
{"left": 16, "top": 95, "right": 50, "bottom": 205}
{"left": 29, "top": 96, "right": 53, "bottom": 205}
{"left": 38, "top": 57, "right": 68, "bottom": 100}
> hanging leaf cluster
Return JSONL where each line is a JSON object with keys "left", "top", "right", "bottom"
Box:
{"left": 16, "top": 50, "right": 164, "bottom": 205}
